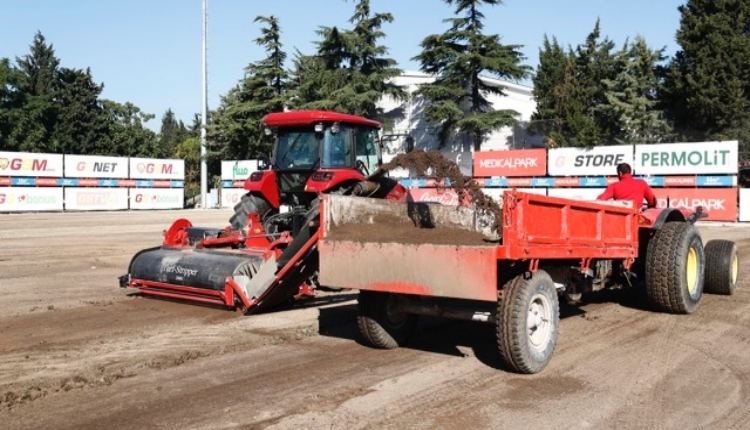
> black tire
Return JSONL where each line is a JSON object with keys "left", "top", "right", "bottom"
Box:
{"left": 229, "top": 193, "right": 271, "bottom": 231}
{"left": 357, "top": 291, "right": 418, "bottom": 349}
{"left": 497, "top": 270, "right": 560, "bottom": 374}
{"left": 645, "top": 222, "right": 705, "bottom": 314}
{"left": 704, "top": 239, "right": 738, "bottom": 295}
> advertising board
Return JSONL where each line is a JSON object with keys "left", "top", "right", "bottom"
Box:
{"left": 220, "top": 187, "right": 248, "bottom": 208}
{"left": 0, "top": 187, "right": 63, "bottom": 211}
{"left": 129, "top": 158, "right": 185, "bottom": 180}
{"left": 548, "top": 145, "right": 633, "bottom": 177}
{"left": 221, "top": 160, "right": 259, "bottom": 181}
{"left": 740, "top": 189, "right": 750, "bottom": 222}
{"left": 64, "top": 154, "right": 129, "bottom": 178}
{"left": 653, "top": 188, "right": 737, "bottom": 221}
{"left": 473, "top": 149, "right": 547, "bottom": 177}
{"left": 0, "top": 151, "right": 64, "bottom": 177}
{"left": 634, "top": 141, "right": 738, "bottom": 175}
{"left": 129, "top": 188, "right": 184, "bottom": 210}
{"left": 64, "top": 187, "right": 128, "bottom": 211}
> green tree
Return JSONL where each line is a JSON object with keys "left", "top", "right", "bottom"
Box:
{"left": 529, "top": 35, "right": 572, "bottom": 146}
{"left": 289, "top": 0, "right": 406, "bottom": 120}
{"left": 102, "top": 100, "right": 161, "bottom": 157}
{"left": 531, "top": 20, "right": 623, "bottom": 148}
{"left": 51, "top": 67, "right": 109, "bottom": 154}
{"left": 570, "top": 20, "right": 617, "bottom": 146}
{"left": 412, "top": 0, "right": 530, "bottom": 150}
{"left": 158, "top": 109, "right": 188, "bottom": 153}
{"left": 208, "top": 15, "right": 287, "bottom": 161}
{"left": 0, "top": 58, "right": 24, "bottom": 150}
{"left": 175, "top": 136, "right": 201, "bottom": 200}
{"left": 12, "top": 32, "right": 59, "bottom": 152}
{"left": 599, "top": 37, "right": 670, "bottom": 145}
{"left": 661, "top": 0, "right": 750, "bottom": 151}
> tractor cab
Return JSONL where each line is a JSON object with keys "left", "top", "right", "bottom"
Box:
{"left": 246, "top": 110, "right": 384, "bottom": 211}
{"left": 273, "top": 121, "right": 380, "bottom": 173}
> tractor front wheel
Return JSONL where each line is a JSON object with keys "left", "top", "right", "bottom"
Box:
{"left": 229, "top": 193, "right": 272, "bottom": 231}
{"left": 704, "top": 239, "right": 739, "bottom": 295}
{"left": 645, "top": 222, "right": 705, "bottom": 314}
{"left": 497, "top": 270, "right": 560, "bottom": 374}
{"left": 357, "top": 291, "right": 418, "bottom": 349}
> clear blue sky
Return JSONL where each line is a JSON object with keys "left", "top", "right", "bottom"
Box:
{"left": 1, "top": 0, "right": 685, "bottom": 130}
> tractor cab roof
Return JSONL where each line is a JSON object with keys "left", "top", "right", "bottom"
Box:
{"left": 262, "top": 110, "right": 381, "bottom": 129}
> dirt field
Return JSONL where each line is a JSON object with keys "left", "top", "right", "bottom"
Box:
{"left": 1, "top": 209, "right": 749, "bottom": 430}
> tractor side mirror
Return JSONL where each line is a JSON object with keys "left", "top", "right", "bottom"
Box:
{"left": 258, "top": 154, "right": 271, "bottom": 171}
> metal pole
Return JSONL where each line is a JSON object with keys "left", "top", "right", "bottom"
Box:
{"left": 200, "top": 0, "right": 208, "bottom": 208}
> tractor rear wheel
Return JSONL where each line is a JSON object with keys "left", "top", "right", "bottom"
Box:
{"left": 704, "top": 239, "right": 738, "bottom": 295}
{"left": 645, "top": 222, "right": 705, "bottom": 314}
{"left": 229, "top": 193, "right": 271, "bottom": 231}
{"left": 497, "top": 270, "right": 560, "bottom": 374}
{"left": 357, "top": 291, "right": 418, "bottom": 349}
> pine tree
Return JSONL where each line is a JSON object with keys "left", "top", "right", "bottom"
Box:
{"left": 289, "top": 0, "right": 406, "bottom": 120}
{"left": 599, "top": 37, "right": 670, "bottom": 144}
{"left": 530, "top": 20, "right": 624, "bottom": 148}
{"left": 102, "top": 101, "right": 160, "bottom": 157}
{"left": 208, "top": 15, "right": 288, "bottom": 161}
{"left": 0, "top": 58, "right": 24, "bottom": 151}
{"left": 530, "top": 35, "right": 571, "bottom": 146}
{"left": 158, "top": 109, "right": 188, "bottom": 153}
{"left": 51, "top": 67, "right": 109, "bottom": 154}
{"left": 12, "top": 32, "right": 60, "bottom": 152}
{"left": 662, "top": 0, "right": 750, "bottom": 151}
{"left": 412, "top": 0, "right": 530, "bottom": 150}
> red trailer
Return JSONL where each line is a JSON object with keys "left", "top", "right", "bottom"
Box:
{"left": 318, "top": 190, "right": 738, "bottom": 374}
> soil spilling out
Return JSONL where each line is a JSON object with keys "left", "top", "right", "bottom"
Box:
{"left": 381, "top": 150, "right": 503, "bottom": 232}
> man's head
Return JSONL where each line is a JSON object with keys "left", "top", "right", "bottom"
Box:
{"left": 617, "top": 162, "right": 632, "bottom": 179}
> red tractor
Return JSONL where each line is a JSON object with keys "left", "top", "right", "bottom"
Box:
{"left": 120, "top": 110, "right": 407, "bottom": 313}
{"left": 229, "top": 110, "right": 406, "bottom": 234}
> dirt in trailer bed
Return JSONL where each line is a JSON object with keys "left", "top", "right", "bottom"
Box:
{"left": 325, "top": 213, "right": 491, "bottom": 246}
{"left": 2, "top": 210, "right": 750, "bottom": 430}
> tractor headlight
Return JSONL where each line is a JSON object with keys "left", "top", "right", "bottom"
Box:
{"left": 314, "top": 122, "right": 324, "bottom": 133}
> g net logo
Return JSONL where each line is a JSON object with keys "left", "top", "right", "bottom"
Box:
{"left": 76, "top": 161, "right": 119, "bottom": 173}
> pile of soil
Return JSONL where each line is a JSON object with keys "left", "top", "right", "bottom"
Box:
{"left": 381, "top": 150, "right": 502, "bottom": 232}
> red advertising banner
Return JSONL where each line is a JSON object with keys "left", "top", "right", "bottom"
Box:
{"left": 408, "top": 188, "right": 462, "bottom": 206}
{"left": 473, "top": 149, "right": 547, "bottom": 177}
{"left": 653, "top": 188, "right": 737, "bottom": 221}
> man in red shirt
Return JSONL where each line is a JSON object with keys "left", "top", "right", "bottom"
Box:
{"left": 597, "top": 163, "right": 657, "bottom": 210}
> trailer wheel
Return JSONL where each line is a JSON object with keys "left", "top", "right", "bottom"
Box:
{"left": 497, "top": 270, "right": 560, "bottom": 374}
{"left": 704, "top": 239, "right": 738, "bottom": 295}
{"left": 229, "top": 193, "right": 272, "bottom": 231}
{"left": 645, "top": 222, "right": 705, "bottom": 314}
{"left": 357, "top": 291, "right": 417, "bottom": 349}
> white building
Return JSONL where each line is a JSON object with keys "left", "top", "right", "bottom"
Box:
{"left": 377, "top": 71, "right": 540, "bottom": 159}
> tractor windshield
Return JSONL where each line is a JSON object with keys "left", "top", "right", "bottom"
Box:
{"left": 275, "top": 129, "right": 320, "bottom": 169}
{"left": 274, "top": 124, "right": 380, "bottom": 171}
